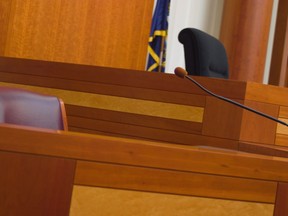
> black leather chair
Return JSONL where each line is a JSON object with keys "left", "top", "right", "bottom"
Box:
{"left": 0, "top": 87, "right": 68, "bottom": 130}
{"left": 178, "top": 28, "right": 229, "bottom": 79}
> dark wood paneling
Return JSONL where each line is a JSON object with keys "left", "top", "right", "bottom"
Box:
{"left": 0, "top": 151, "right": 76, "bottom": 216}
{"left": 273, "top": 182, "right": 288, "bottom": 216}
{"left": 239, "top": 141, "right": 288, "bottom": 158}
{"left": 67, "top": 115, "right": 239, "bottom": 149}
{"left": 0, "top": 57, "right": 248, "bottom": 100}
{"left": 66, "top": 105, "right": 203, "bottom": 134}
{"left": 268, "top": 0, "right": 288, "bottom": 87}
{"left": 74, "top": 161, "right": 277, "bottom": 203}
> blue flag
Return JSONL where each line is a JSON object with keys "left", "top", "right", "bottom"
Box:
{"left": 146, "top": 0, "right": 170, "bottom": 72}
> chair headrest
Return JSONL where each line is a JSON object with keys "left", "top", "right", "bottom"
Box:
{"left": 178, "top": 28, "right": 229, "bottom": 79}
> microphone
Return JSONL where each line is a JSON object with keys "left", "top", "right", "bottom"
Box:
{"left": 174, "top": 67, "right": 288, "bottom": 127}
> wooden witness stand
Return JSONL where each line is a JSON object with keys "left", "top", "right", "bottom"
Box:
{"left": 0, "top": 57, "right": 288, "bottom": 215}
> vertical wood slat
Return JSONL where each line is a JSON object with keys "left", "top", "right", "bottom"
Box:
{"left": 240, "top": 100, "right": 279, "bottom": 145}
{"left": 273, "top": 182, "right": 288, "bottom": 216}
{"left": 220, "top": 0, "right": 274, "bottom": 82}
{"left": 268, "top": 0, "right": 288, "bottom": 87}
{"left": 0, "top": 151, "right": 76, "bottom": 216}
{"left": 1, "top": 0, "right": 153, "bottom": 70}
{"left": 202, "top": 96, "right": 243, "bottom": 140}
{"left": 0, "top": 0, "right": 13, "bottom": 55}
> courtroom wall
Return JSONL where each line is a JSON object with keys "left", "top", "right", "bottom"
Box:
{"left": 0, "top": 0, "right": 153, "bottom": 70}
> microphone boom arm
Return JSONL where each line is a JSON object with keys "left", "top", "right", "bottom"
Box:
{"left": 184, "top": 75, "right": 288, "bottom": 127}
{"left": 174, "top": 67, "right": 287, "bottom": 126}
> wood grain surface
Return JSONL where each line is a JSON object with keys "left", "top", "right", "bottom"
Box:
{"left": 0, "top": 0, "right": 153, "bottom": 70}
{"left": 0, "top": 151, "right": 76, "bottom": 216}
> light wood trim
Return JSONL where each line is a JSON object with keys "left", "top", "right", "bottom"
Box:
{"left": 275, "top": 134, "right": 288, "bottom": 147}
{"left": 276, "top": 118, "right": 288, "bottom": 135}
{"left": 70, "top": 186, "right": 274, "bottom": 216}
{"left": 74, "top": 161, "right": 277, "bottom": 203}
{"left": 279, "top": 106, "right": 288, "bottom": 118}
{"left": 0, "top": 74, "right": 207, "bottom": 107}
{"left": 0, "top": 81, "right": 204, "bottom": 122}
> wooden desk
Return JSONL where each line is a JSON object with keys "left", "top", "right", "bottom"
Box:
{"left": 0, "top": 57, "right": 287, "bottom": 156}
{"left": 0, "top": 124, "right": 288, "bottom": 215}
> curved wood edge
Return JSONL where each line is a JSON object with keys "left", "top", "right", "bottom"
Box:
{"left": 59, "top": 98, "right": 68, "bottom": 131}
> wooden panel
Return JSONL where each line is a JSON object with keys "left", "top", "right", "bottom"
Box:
{"left": 66, "top": 105, "right": 203, "bottom": 134}
{"left": 1, "top": 125, "right": 288, "bottom": 183}
{"left": 220, "top": 0, "right": 273, "bottom": 82}
{"left": 0, "top": 151, "right": 76, "bottom": 216}
{"left": 0, "top": 74, "right": 207, "bottom": 107}
{"left": 275, "top": 107, "right": 288, "bottom": 146}
{"left": 0, "top": 56, "right": 248, "bottom": 100}
{"left": 202, "top": 96, "right": 243, "bottom": 140}
{"left": 1, "top": 57, "right": 288, "bottom": 153}
{"left": 0, "top": 0, "right": 12, "bottom": 55}
{"left": 277, "top": 118, "right": 288, "bottom": 135}
{"left": 245, "top": 82, "right": 288, "bottom": 106}
{"left": 67, "top": 122, "right": 237, "bottom": 149}
{"left": 74, "top": 161, "right": 277, "bottom": 203}
{"left": 273, "top": 182, "right": 288, "bottom": 216}
{"left": 279, "top": 106, "right": 288, "bottom": 118}
{"left": 2, "top": 0, "right": 153, "bottom": 70}
{"left": 268, "top": 0, "right": 288, "bottom": 87}
{"left": 275, "top": 134, "right": 288, "bottom": 147}
{"left": 0, "top": 82, "right": 205, "bottom": 121}
{"left": 240, "top": 100, "right": 279, "bottom": 144}
{"left": 70, "top": 186, "right": 274, "bottom": 216}
{"left": 67, "top": 116, "right": 207, "bottom": 145}
{"left": 239, "top": 141, "right": 288, "bottom": 158}
{"left": 1, "top": 124, "right": 288, "bottom": 214}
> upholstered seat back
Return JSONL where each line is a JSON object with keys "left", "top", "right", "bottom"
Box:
{"left": 178, "top": 28, "right": 229, "bottom": 79}
{"left": 0, "top": 87, "right": 67, "bottom": 130}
